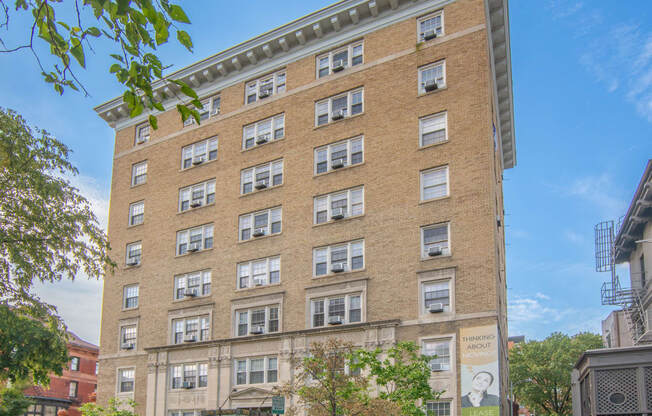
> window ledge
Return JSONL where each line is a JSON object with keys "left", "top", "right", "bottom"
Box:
{"left": 130, "top": 182, "right": 147, "bottom": 189}
{"left": 175, "top": 247, "right": 215, "bottom": 258}
{"left": 238, "top": 232, "right": 283, "bottom": 245}
{"left": 241, "top": 137, "right": 285, "bottom": 153}
{"left": 313, "top": 161, "right": 365, "bottom": 178}
{"left": 235, "top": 282, "right": 282, "bottom": 292}
{"left": 418, "top": 139, "right": 449, "bottom": 151}
{"left": 121, "top": 306, "right": 139, "bottom": 313}
{"left": 419, "top": 196, "right": 450, "bottom": 206}
{"left": 177, "top": 202, "right": 216, "bottom": 215}
{"left": 313, "top": 112, "right": 365, "bottom": 131}
{"left": 124, "top": 263, "right": 141, "bottom": 270}
{"left": 420, "top": 254, "right": 452, "bottom": 262}
{"left": 172, "top": 295, "right": 211, "bottom": 304}
{"left": 313, "top": 268, "right": 366, "bottom": 280}
{"left": 178, "top": 158, "right": 218, "bottom": 173}
{"left": 232, "top": 383, "right": 278, "bottom": 390}
{"left": 127, "top": 222, "right": 144, "bottom": 229}
{"left": 312, "top": 214, "right": 364, "bottom": 228}
{"left": 170, "top": 387, "right": 208, "bottom": 392}
{"left": 418, "top": 85, "right": 447, "bottom": 98}
{"left": 311, "top": 321, "right": 365, "bottom": 330}
{"left": 239, "top": 184, "right": 283, "bottom": 198}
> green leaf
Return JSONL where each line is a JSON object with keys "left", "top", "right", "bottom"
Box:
{"left": 176, "top": 30, "right": 193, "bottom": 51}
{"left": 154, "top": 18, "right": 170, "bottom": 45}
{"left": 116, "top": 0, "right": 130, "bottom": 16}
{"left": 152, "top": 102, "right": 165, "bottom": 112}
{"left": 86, "top": 27, "right": 101, "bottom": 37}
{"left": 130, "top": 102, "right": 143, "bottom": 117}
{"left": 168, "top": 5, "right": 190, "bottom": 23}
{"left": 109, "top": 63, "right": 122, "bottom": 73}
{"left": 176, "top": 103, "right": 191, "bottom": 122}
{"left": 109, "top": 54, "right": 124, "bottom": 63}
{"left": 57, "top": 21, "right": 70, "bottom": 31}
{"left": 179, "top": 83, "right": 198, "bottom": 100}
{"left": 148, "top": 115, "right": 158, "bottom": 130}
{"left": 70, "top": 42, "right": 85, "bottom": 68}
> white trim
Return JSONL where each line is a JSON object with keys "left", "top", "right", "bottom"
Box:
{"left": 421, "top": 222, "right": 451, "bottom": 259}
{"left": 314, "top": 186, "right": 364, "bottom": 224}
{"left": 314, "top": 135, "right": 364, "bottom": 174}
{"left": 420, "top": 165, "right": 449, "bottom": 201}
{"left": 313, "top": 239, "right": 365, "bottom": 277}
{"left": 417, "top": 9, "right": 445, "bottom": 41}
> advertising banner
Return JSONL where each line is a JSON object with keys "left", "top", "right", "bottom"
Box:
{"left": 460, "top": 325, "right": 500, "bottom": 416}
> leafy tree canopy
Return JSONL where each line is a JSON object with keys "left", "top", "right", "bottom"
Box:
{"left": 0, "top": 380, "right": 33, "bottom": 416}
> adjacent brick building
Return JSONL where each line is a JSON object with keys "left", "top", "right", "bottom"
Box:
{"left": 94, "top": 0, "right": 515, "bottom": 415}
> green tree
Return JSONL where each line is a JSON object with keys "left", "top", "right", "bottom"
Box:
{"left": 509, "top": 332, "right": 603, "bottom": 416}
{"left": 0, "top": 382, "right": 33, "bottom": 416}
{"left": 0, "top": 0, "right": 202, "bottom": 126}
{"left": 81, "top": 398, "right": 138, "bottom": 416}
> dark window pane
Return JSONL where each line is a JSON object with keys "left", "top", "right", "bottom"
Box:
{"left": 351, "top": 103, "right": 363, "bottom": 115}
{"left": 319, "top": 67, "right": 329, "bottom": 78}
{"left": 351, "top": 152, "right": 363, "bottom": 164}
{"left": 247, "top": 94, "right": 256, "bottom": 104}
{"left": 317, "top": 161, "right": 327, "bottom": 173}
{"left": 318, "top": 114, "right": 329, "bottom": 125}
{"left": 316, "top": 211, "right": 327, "bottom": 224}
{"left": 273, "top": 174, "right": 282, "bottom": 186}
{"left": 352, "top": 255, "right": 364, "bottom": 270}
{"left": 271, "top": 222, "right": 281, "bottom": 234}
{"left": 209, "top": 150, "right": 217, "bottom": 160}
{"left": 241, "top": 229, "right": 250, "bottom": 240}
{"left": 245, "top": 138, "right": 254, "bottom": 148}
{"left": 352, "top": 55, "right": 363, "bottom": 66}
{"left": 183, "top": 159, "right": 192, "bottom": 169}
{"left": 206, "top": 193, "right": 215, "bottom": 204}
{"left": 316, "top": 263, "right": 327, "bottom": 276}
{"left": 274, "top": 128, "right": 284, "bottom": 139}
{"left": 243, "top": 183, "right": 252, "bottom": 194}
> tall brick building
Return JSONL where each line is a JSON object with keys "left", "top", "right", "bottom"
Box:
{"left": 94, "top": 0, "right": 515, "bottom": 415}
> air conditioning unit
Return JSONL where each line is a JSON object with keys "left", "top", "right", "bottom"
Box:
{"left": 254, "top": 279, "right": 264, "bottom": 287}
{"left": 182, "top": 381, "right": 195, "bottom": 389}
{"left": 183, "top": 289, "right": 198, "bottom": 298}
{"left": 331, "top": 108, "right": 347, "bottom": 120}
{"left": 258, "top": 87, "right": 272, "bottom": 98}
{"left": 332, "top": 60, "right": 345, "bottom": 72}
{"left": 428, "top": 246, "right": 443, "bottom": 257}
{"left": 121, "top": 343, "right": 135, "bottom": 350}
{"left": 136, "top": 136, "right": 147, "bottom": 144}
{"left": 256, "top": 134, "right": 269, "bottom": 145}
{"left": 331, "top": 263, "right": 345, "bottom": 273}
{"left": 253, "top": 227, "right": 266, "bottom": 237}
{"left": 328, "top": 316, "right": 343, "bottom": 325}
{"left": 184, "top": 335, "right": 197, "bottom": 343}
{"left": 423, "top": 80, "right": 438, "bottom": 92}
{"left": 255, "top": 180, "right": 268, "bottom": 190}
{"left": 428, "top": 303, "right": 444, "bottom": 313}
{"left": 190, "top": 200, "right": 202, "bottom": 208}
{"left": 250, "top": 325, "right": 264, "bottom": 335}
{"left": 429, "top": 362, "right": 444, "bottom": 372}
{"left": 127, "top": 259, "right": 140, "bottom": 267}
{"left": 192, "top": 155, "right": 204, "bottom": 165}
{"left": 331, "top": 158, "right": 345, "bottom": 169}
{"left": 421, "top": 29, "right": 437, "bottom": 41}
{"left": 188, "top": 242, "right": 201, "bottom": 252}
{"left": 331, "top": 208, "right": 346, "bottom": 220}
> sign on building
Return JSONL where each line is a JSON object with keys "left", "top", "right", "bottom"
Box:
{"left": 271, "top": 396, "right": 285, "bottom": 415}
{"left": 460, "top": 324, "right": 500, "bottom": 416}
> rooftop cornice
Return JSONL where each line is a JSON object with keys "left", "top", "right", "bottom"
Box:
{"left": 615, "top": 159, "right": 652, "bottom": 262}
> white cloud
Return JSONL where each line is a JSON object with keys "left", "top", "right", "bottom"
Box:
{"left": 535, "top": 292, "right": 550, "bottom": 300}
{"left": 564, "top": 230, "right": 585, "bottom": 245}
{"left": 549, "top": 173, "right": 628, "bottom": 218}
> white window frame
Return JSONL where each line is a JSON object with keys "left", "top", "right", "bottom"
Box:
{"left": 242, "top": 114, "right": 285, "bottom": 150}
{"left": 169, "top": 362, "right": 209, "bottom": 389}
{"left": 245, "top": 70, "right": 286, "bottom": 104}
{"left": 425, "top": 401, "right": 451, "bottom": 416}
{"left": 69, "top": 380, "right": 78, "bottom": 398}
{"left": 179, "top": 179, "right": 216, "bottom": 212}
{"left": 418, "top": 61, "right": 446, "bottom": 94}
{"left": 419, "top": 112, "right": 448, "bottom": 147}
{"left": 314, "top": 136, "right": 364, "bottom": 174}
{"left": 183, "top": 95, "right": 221, "bottom": 126}
{"left": 420, "top": 166, "right": 449, "bottom": 201}
{"left": 118, "top": 368, "right": 135, "bottom": 393}
{"left": 417, "top": 11, "right": 444, "bottom": 41}
{"left": 241, "top": 159, "right": 284, "bottom": 194}
{"left": 314, "top": 186, "right": 364, "bottom": 224}
{"left": 233, "top": 357, "right": 278, "bottom": 385}
{"left": 123, "top": 284, "right": 139, "bottom": 309}
{"left": 135, "top": 122, "right": 150, "bottom": 145}
{"left": 131, "top": 161, "right": 147, "bottom": 186}
{"left": 171, "top": 315, "right": 210, "bottom": 344}
{"left": 181, "top": 136, "right": 218, "bottom": 169}
{"left": 120, "top": 324, "right": 137, "bottom": 349}
{"left": 422, "top": 339, "right": 451, "bottom": 372}
{"left": 313, "top": 240, "right": 364, "bottom": 276}
{"left": 125, "top": 242, "right": 142, "bottom": 266}
{"left": 128, "top": 201, "right": 144, "bottom": 226}
{"left": 315, "top": 88, "right": 364, "bottom": 126}
{"left": 234, "top": 305, "right": 280, "bottom": 336}
{"left": 70, "top": 357, "right": 80, "bottom": 371}
{"left": 237, "top": 256, "right": 281, "bottom": 289}
{"left": 316, "top": 40, "right": 364, "bottom": 78}
{"left": 174, "top": 270, "right": 212, "bottom": 300}
{"left": 238, "top": 207, "right": 282, "bottom": 241}
{"left": 169, "top": 411, "right": 202, "bottom": 416}
{"left": 421, "top": 280, "right": 451, "bottom": 314}
{"left": 421, "top": 223, "right": 450, "bottom": 258}
{"left": 176, "top": 224, "right": 214, "bottom": 255}
{"left": 310, "top": 293, "right": 363, "bottom": 328}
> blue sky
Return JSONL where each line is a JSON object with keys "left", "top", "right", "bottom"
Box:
{"left": 1, "top": 1, "right": 650, "bottom": 344}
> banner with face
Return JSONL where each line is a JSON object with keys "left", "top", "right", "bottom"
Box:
{"left": 460, "top": 325, "right": 500, "bottom": 416}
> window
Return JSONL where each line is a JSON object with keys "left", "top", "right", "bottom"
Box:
{"left": 169, "top": 411, "right": 201, "bottom": 416}
{"left": 423, "top": 340, "right": 450, "bottom": 371}
{"left": 315, "top": 88, "right": 364, "bottom": 126}
{"left": 314, "top": 187, "right": 364, "bottom": 224}
{"left": 179, "top": 180, "right": 216, "bottom": 211}
{"left": 421, "top": 166, "right": 449, "bottom": 201}
{"left": 131, "top": 161, "right": 147, "bottom": 186}
{"left": 239, "top": 207, "right": 282, "bottom": 241}
{"left": 129, "top": 201, "right": 144, "bottom": 226}
{"left": 421, "top": 223, "right": 450, "bottom": 258}
{"left": 313, "top": 240, "right": 364, "bottom": 276}
{"left": 316, "top": 41, "right": 364, "bottom": 78}
{"left": 418, "top": 11, "right": 444, "bottom": 41}
{"left": 234, "top": 357, "right": 278, "bottom": 385}
{"left": 172, "top": 315, "right": 210, "bottom": 344}
{"left": 419, "top": 112, "right": 447, "bottom": 147}
{"left": 314, "top": 136, "right": 363, "bottom": 174}
{"left": 174, "top": 270, "right": 211, "bottom": 299}
{"left": 245, "top": 70, "right": 286, "bottom": 104}
{"left": 183, "top": 95, "right": 220, "bottom": 126}
{"left": 241, "top": 160, "right": 283, "bottom": 194}
{"left": 123, "top": 284, "right": 139, "bottom": 309}
{"left": 118, "top": 368, "right": 135, "bottom": 393}
{"left": 170, "top": 363, "right": 208, "bottom": 389}
{"left": 125, "top": 242, "right": 142, "bottom": 266}
{"left": 235, "top": 305, "right": 280, "bottom": 336}
{"left": 69, "top": 381, "right": 78, "bottom": 398}
{"left": 176, "top": 224, "right": 214, "bottom": 255}
{"left": 419, "top": 61, "right": 445, "bottom": 94}
{"left": 237, "top": 256, "right": 280, "bottom": 289}
{"left": 135, "top": 123, "right": 150, "bottom": 145}
{"left": 311, "top": 293, "right": 362, "bottom": 327}
{"left": 181, "top": 137, "right": 218, "bottom": 169}
{"left": 426, "top": 402, "right": 450, "bottom": 416}
{"left": 422, "top": 280, "right": 450, "bottom": 313}
{"left": 70, "top": 357, "right": 80, "bottom": 371}
{"left": 121, "top": 325, "right": 137, "bottom": 349}
{"left": 242, "top": 114, "right": 285, "bottom": 149}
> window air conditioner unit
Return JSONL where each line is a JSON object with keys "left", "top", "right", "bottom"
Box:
{"left": 258, "top": 87, "right": 272, "bottom": 98}
{"left": 190, "top": 200, "right": 203, "bottom": 208}
{"left": 423, "top": 80, "right": 438, "bottom": 92}
{"left": 256, "top": 134, "right": 269, "bottom": 145}
{"left": 250, "top": 325, "right": 265, "bottom": 335}
{"left": 422, "top": 29, "right": 437, "bottom": 41}
{"left": 183, "top": 289, "right": 198, "bottom": 298}
{"left": 253, "top": 227, "right": 266, "bottom": 237}
{"left": 192, "top": 155, "right": 204, "bottom": 165}
{"left": 255, "top": 180, "right": 268, "bottom": 190}
{"left": 121, "top": 343, "right": 135, "bottom": 350}
{"left": 188, "top": 242, "right": 201, "bottom": 252}
{"left": 136, "top": 136, "right": 147, "bottom": 145}
{"left": 429, "top": 362, "right": 444, "bottom": 372}
{"left": 328, "top": 316, "right": 343, "bottom": 325}
{"left": 182, "top": 381, "right": 195, "bottom": 389}
{"left": 428, "top": 303, "right": 444, "bottom": 313}
{"left": 331, "top": 263, "right": 345, "bottom": 273}
{"left": 331, "top": 158, "right": 345, "bottom": 169}
{"left": 332, "top": 108, "right": 347, "bottom": 120}
{"left": 428, "top": 246, "right": 443, "bottom": 257}
{"left": 331, "top": 208, "right": 346, "bottom": 220}
{"left": 332, "top": 60, "right": 345, "bottom": 72}
{"left": 127, "top": 259, "right": 140, "bottom": 267}
{"left": 184, "top": 335, "right": 197, "bottom": 343}
{"left": 254, "top": 279, "right": 264, "bottom": 287}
